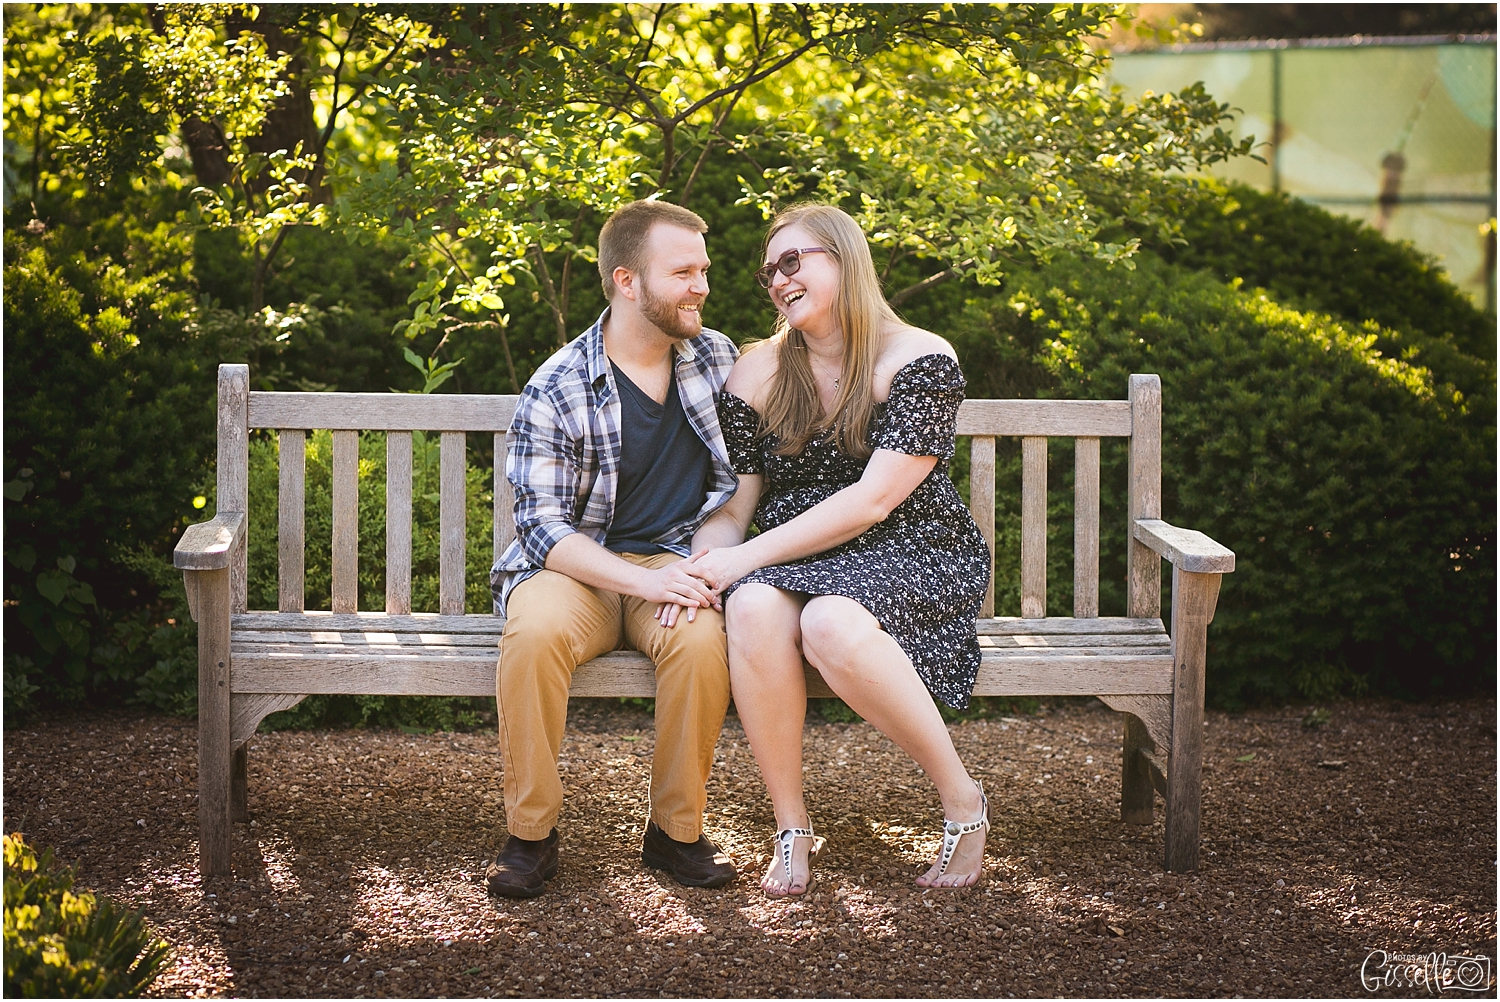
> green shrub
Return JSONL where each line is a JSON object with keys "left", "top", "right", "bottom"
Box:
{"left": 1147, "top": 181, "right": 1496, "bottom": 364}
{"left": 2, "top": 236, "right": 213, "bottom": 719}
{"left": 3, "top": 833, "right": 169, "bottom": 998}
{"left": 951, "top": 253, "right": 1495, "bottom": 706}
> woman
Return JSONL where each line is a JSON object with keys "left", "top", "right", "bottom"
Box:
{"left": 690, "top": 204, "right": 992, "bottom": 896}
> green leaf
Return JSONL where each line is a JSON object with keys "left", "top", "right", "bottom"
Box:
{"left": 35, "top": 570, "right": 71, "bottom": 606}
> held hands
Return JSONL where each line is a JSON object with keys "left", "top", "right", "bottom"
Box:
{"left": 646, "top": 556, "right": 718, "bottom": 629}
{"left": 683, "top": 545, "right": 758, "bottom": 597}
{"left": 650, "top": 546, "right": 759, "bottom": 628}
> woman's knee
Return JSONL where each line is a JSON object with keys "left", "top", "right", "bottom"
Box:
{"left": 799, "top": 596, "right": 878, "bottom": 669}
{"left": 726, "top": 584, "right": 801, "bottom": 643}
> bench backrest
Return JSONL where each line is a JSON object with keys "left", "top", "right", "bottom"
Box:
{"left": 214, "top": 364, "right": 1162, "bottom": 621}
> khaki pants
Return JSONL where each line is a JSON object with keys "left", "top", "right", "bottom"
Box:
{"left": 496, "top": 551, "right": 730, "bottom": 842}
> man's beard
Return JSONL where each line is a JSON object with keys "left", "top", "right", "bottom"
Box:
{"left": 639, "top": 279, "right": 703, "bottom": 341}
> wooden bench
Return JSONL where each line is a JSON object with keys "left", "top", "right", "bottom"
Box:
{"left": 175, "top": 364, "right": 1234, "bottom": 877}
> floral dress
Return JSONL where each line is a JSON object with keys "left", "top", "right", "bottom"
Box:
{"left": 718, "top": 353, "right": 990, "bottom": 708}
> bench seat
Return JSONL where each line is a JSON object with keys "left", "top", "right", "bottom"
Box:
{"left": 226, "top": 610, "right": 1173, "bottom": 709}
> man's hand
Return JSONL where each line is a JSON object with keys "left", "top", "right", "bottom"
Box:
{"left": 638, "top": 557, "right": 717, "bottom": 617}
{"left": 652, "top": 550, "right": 731, "bottom": 627}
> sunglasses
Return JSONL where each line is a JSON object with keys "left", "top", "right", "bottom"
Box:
{"left": 755, "top": 247, "right": 829, "bottom": 289}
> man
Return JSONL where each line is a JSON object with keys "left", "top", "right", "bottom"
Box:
{"left": 486, "top": 200, "right": 744, "bottom": 898}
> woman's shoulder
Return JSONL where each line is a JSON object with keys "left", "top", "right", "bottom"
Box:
{"left": 723, "top": 336, "right": 781, "bottom": 411}
{"left": 873, "top": 327, "right": 958, "bottom": 400}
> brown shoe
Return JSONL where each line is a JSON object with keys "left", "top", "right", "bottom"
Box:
{"left": 485, "top": 829, "right": 559, "bottom": 899}
{"left": 641, "top": 821, "right": 737, "bottom": 888}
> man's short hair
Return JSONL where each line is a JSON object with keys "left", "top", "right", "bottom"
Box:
{"left": 597, "top": 200, "right": 708, "bottom": 300}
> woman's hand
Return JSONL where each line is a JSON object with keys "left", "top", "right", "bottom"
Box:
{"left": 688, "top": 544, "right": 762, "bottom": 595}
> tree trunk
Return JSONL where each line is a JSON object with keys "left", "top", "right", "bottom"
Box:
{"left": 181, "top": 116, "right": 233, "bottom": 187}
{"left": 229, "top": 12, "right": 327, "bottom": 201}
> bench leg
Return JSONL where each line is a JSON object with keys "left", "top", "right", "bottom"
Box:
{"left": 1121, "top": 713, "right": 1155, "bottom": 825}
{"left": 1163, "top": 568, "right": 1221, "bottom": 873}
{"left": 231, "top": 744, "right": 249, "bottom": 823}
{"left": 187, "top": 567, "right": 234, "bottom": 876}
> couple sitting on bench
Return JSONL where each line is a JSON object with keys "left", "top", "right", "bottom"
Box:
{"left": 487, "top": 199, "right": 992, "bottom": 899}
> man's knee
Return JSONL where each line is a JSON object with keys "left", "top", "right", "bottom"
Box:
{"left": 501, "top": 571, "right": 597, "bottom": 677}
{"left": 654, "top": 610, "right": 729, "bottom": 688}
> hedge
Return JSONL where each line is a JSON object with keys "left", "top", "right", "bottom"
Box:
{"left": 950, "top": 253, "right": 1495, "bottom": 706}
{"left": 1148, "top": 181, "right": 1495, "bottom": 364}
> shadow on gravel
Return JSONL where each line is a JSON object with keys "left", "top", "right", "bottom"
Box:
{"left": 5, "top": 698, "right": 1494, "bottom": 998}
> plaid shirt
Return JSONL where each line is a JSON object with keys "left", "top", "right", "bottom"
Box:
{"left": 490, "top": 309, "right": 740, "bottom": 614}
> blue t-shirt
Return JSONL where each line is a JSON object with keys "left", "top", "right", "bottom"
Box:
{"left": 604, "top": 361, "right": 713, "bottom": 554}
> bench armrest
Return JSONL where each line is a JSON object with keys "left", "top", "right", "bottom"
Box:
{"left": 174, "top": 512, "right": 246, "bottom": 571}
{"left": 1133, "top": 518, "right": 1235, "bottom": 574}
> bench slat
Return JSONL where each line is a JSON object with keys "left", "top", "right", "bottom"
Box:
{"left": 233, "top": 631, "right": 501, "bottom": 647}
{"left": 969, "top": 435, "right": 996, "bottom": 618}
{"left": 231, "top": 612, "right": 1168, "bottom": 636}
{"left": 234, "top": 612, "right": 504, "bottom": 632}
{"left": 220, "top": 366, "right": 251, "bottom": 614}
{"left": 954, "top": 399, "right": 1131, "bottom": 437}
{"left": 1074, "top": 436, "right": 1100, "bottom": 618}
{"left": 331, "top": 430, "right": 359, "bottom": 613}
{"left": 1021, "top": 436, "right": 1047, "bottom": 618}
{"left": 440, "top": 432, "right": 466, "bottom": 615}
{"left": 386, "top": 431, "right": 413, "bottom": 615}
{"left": 231, "top": 648, "right": 1173, "bottom": 697}
{"left": 977, "top": 616, "right": 1164, "bottom": 635}
{"left": 277, "top": 430, "right": 305, "bottom": 612}
{"left": 1127, "top": 375, "right": 1162, "bottom": 617}
{"left": 249, "top": 392, "right": 518, "bottom": 432}
{"left": 231, "top": 645, "right": 1170, "bottom": 702}
{"left": 977, "top": 634, "right": 1170, "bottom": 649}
{"left": 249, "top": 393, "right": 1130, "bottom": 437}
{"left": 232, "top": 634, "right": 1170, "bottom": 656}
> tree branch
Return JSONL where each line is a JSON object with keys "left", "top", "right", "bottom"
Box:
{"left": 888, "top": 259, "right": 974, "bottom": 307}
{"left": 679, "top": 52, "right": 759, "bottom": 207}
{"left": 530, "top": 243, "right": 569, "bottom": 347}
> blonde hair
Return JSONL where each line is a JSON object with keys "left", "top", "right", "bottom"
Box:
{"left": 759, "top": 204, "right": 902, "bottom": 459}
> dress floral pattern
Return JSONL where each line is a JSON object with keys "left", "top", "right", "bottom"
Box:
{"left": 719, "top": 353, "right": 990, "bottom": 708}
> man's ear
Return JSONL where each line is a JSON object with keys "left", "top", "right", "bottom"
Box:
{"left": 612, "top": 266, "right": 639, "bottom": 302}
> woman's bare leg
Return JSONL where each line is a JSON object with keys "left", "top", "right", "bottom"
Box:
{"left": 800, "top": 595, "right": 987, "bottom": 888}
{"left": 724, "top": 583, "right": 816, "bottom": 895}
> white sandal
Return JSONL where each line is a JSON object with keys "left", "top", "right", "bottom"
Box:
{"left": 933, "top": 781, "right": 989, "bottom": 884}
{"left": 767, "top": 825, "right": 825, "bottom": 897}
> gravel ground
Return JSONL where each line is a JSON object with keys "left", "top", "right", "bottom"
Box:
{"left": 4, "top": 697, "right": 1494, "bottom": 998}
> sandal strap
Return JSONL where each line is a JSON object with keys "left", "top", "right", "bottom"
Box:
{"left": 773, "top": 827, "right": 818, "bottom": 886}
{"left": 936, "top": 782, "right": 990, "bottom": 877}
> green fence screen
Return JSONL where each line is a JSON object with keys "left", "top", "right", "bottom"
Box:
{"left": 1112, "top": 36, "right": 1496, "bottom": 309}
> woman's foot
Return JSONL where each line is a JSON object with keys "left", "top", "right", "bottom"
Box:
{"left": 762, "top": 825, "right": 820, "bottom": 897}
{"left": 915, "top": 783, "right": 988, "bottom": 889}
